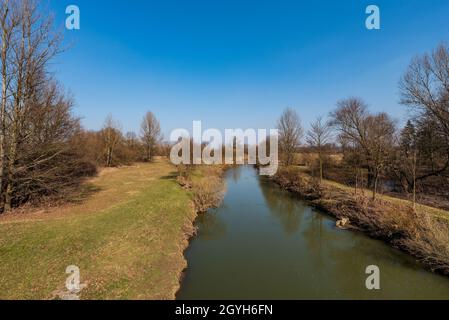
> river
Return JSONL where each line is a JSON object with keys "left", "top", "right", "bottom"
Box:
{"left": 177, "top": 166, "right": 449, "bottom": 299}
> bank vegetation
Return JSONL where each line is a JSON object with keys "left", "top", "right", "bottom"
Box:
{"left": 273, "top": 42, "right": 449, "bottom": 274}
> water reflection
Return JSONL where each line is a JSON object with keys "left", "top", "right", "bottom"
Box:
{"left": 258, "top": 178, "right": 304, "bottom": 234}
{"left": 230, "top": 166, "right": 242, "bottom": 183}
{"left": 301, "top": 212, "right": 326, "bottom": 270}
{"left": 178, "top": 166, "right": 449, "bottom": 300}
{"left": 196, "top": 210, "right": 227, "bottom": 241}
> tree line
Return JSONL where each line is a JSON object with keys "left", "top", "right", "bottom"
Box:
{"left": 277, "top": 43, "right": 449, "bottom": 206}
{"left": 0, "top": 0, "right": 166, "bottom": 212}
{"left": 83, "top": 111, "right": 166, "bottom": 168}
{"left": 1, "top": 0, "right": 447, "bottom": 213}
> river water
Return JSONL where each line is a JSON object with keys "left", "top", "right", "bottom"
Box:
{"left": 177, "top": 166, "right": 449, "bottom": 300}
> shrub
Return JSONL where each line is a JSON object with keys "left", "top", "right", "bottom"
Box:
{"left": 190, "top": 176, "right": 225, "bottom": 213}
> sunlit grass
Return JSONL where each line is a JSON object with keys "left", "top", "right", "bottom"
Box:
{"left": 292, "top": 164, "right": 449, "bottom": 220}
{"left": 0, "top": 160, "right": 195, "bottom": 300}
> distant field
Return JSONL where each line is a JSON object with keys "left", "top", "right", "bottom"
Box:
{"left": 0, "top": 160, "right": 195, "bottom": 300}
{"left": 293, "top": 152, "right": 343, "bottom": 166}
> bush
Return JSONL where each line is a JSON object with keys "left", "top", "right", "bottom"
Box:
{"left": 400, "top": 214, "right": 449, "bottom": 274}
{"left": 12, "top": 149, "right": 98, "bottom": 207}
{"left": 191, "top": 176, "right": 225, "bottom": 213}
{"left": 176, "top": 165, "right": 225, "bottom": 213}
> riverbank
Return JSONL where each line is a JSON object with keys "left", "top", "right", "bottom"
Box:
{"left": 174, "top": 164, "right": 226, "bottom": 298}
{"left": 0, "top": 160, "right": 199, "bottom": 299}
{"left": 272, "top": 166, "right": 449, "bottom": 275}
{"left": 177, "top": 164, "right": 226, "bottom": 213}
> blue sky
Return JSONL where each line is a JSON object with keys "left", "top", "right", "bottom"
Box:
{"left": 48, "top": 0, "right": 449, "bottom": 138}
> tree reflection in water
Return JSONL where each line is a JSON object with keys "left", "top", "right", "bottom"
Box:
{"left": 258, "top": 177, "right": 304, "bottom": 234}
{"left": 196, "top": 209, "right": 227, "bottom": 241}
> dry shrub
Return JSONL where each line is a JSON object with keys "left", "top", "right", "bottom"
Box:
{"left": 12, "top": 147, "right": 98, "bottom": 207}
{"left": 191, "top": 176, "right": 225, "bottom": 213}
{"left": 274, "top": 166, "right": 322, "bottom": 199}
{"left": 177, "top": 164, "right": 194, "bottom": 179}
{"left": 176, "top": 164, "right": 194, "bottom": 188}
{"left": 274, "top": 166, "right": 302, "bottom": 190}
{"left": 176, "top": 165, "right": 225, "bottom": 212}
{"left": 309, "top": 177, "right": 326, "bottom": 199}
{"left": 330, "top": 197, "right": 418, "bottom": 239}
{"left": 400, "top": 214, "right": 449, "bottom": 274}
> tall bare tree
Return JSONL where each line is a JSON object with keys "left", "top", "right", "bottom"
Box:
{"left": 331, "top": 98, "right": 395, "bottom": 200}
{"left": 0, "top": 0, "right": 84, "bottom": 211}
{"left": 400, "top": 43, "right": 449, "bottom": 138}
{"left": 396, "top": 120, "right": 418, "bottom": 210}
{"left": 399, "top": 43, "right": 449, "bottom": 182}
{"left": 277, "top": 107, "right": 303, "bottom": 166}
{"left": 307, "top": 116, "right": 333, "bottom": 183}
{"left": 5, "top": 0, "right": 62, "bottom": 210}
{"left": 0, "top": 0, "right": 20, "bottom": 211}
{"left": 140, "top": 111, "right": 161, "bottom": 162}
{"left": 102, "top": 115, "right": 122, "bottom": 167}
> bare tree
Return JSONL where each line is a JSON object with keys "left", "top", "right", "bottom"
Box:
{"left": 396, "top": 120, "right": 418, "bottom": 210}
{"left": 140, "top": 111, "right": 161, "bottom": 162}
{"left": 399, "top": 43, "right": 449, "bottom": 181}
{"left": 331, "top": 98, "right": 395, "bottom": 200}
{"left": 307, "top": 116, "right": 333, "bottom": 183}
{"left": 0, "top": 0, "right": 81, "bottom": 211}
{"left": 392, "top": 115, "right": 449, "bottom": 209}
{"left": 12, "top": 80, "right": 94, "bottom": 205}
{"left": 400, "top": 43, "right": 449, "bottom": 137}
{"left": 102, "top": 115, "right": 122, "bottom": 167}
{"left": 4, "top": 0, "right": 62, "bottom": 210}
{"left": 125, "top": 131, "right": 137, "bottom": 147}
{"left": 277, "top": 107, "right": 303, "bottom": 166}
{"left": 0, "top": 0, "right": 20, "bottom": 211}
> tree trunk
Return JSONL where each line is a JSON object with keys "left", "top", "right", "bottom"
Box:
{"left": 372, "top": 172, "right": 379, "bottom": 201}
{"left": 412, "top": 150, "right": 417, "bottom": 211}
{"left": 5, "top": 127, "right": 18, "bottom": 211}
{"left": 319, "top": 153, "right": 323, "bottom": 183}
{"left": 0, "top": 16, "right": 9, "bottom": 213}
{"left": 147, "top": 143, "right": 151, "bottom": 162}
{"left": 106, "top": 147, "right": 113, "bottom": 167}
{"left": 5, "top": 29, "right": 24, "bottom": 211}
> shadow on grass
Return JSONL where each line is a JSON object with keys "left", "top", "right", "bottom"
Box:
{"left": 159, "top": 171, "right": 178, "bottom": 180}
{"left": 65, "top": 183, "right": 103, "bottom": 204}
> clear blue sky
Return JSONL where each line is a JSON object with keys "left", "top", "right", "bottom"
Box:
{"left": 48, "top": 0, "right": 449, "bottom": 138}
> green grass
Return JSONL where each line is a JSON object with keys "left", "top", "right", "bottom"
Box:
{"left": 0, "top": 160, "right": 196, "bottom": 300}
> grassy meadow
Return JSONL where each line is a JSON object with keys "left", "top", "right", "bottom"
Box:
{"left": 0, "top": 160, "right": 196, "bottom": 300}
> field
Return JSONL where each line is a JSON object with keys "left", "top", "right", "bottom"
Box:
{"left": 0, "top": 160, "right": 196, "bottom": 300}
